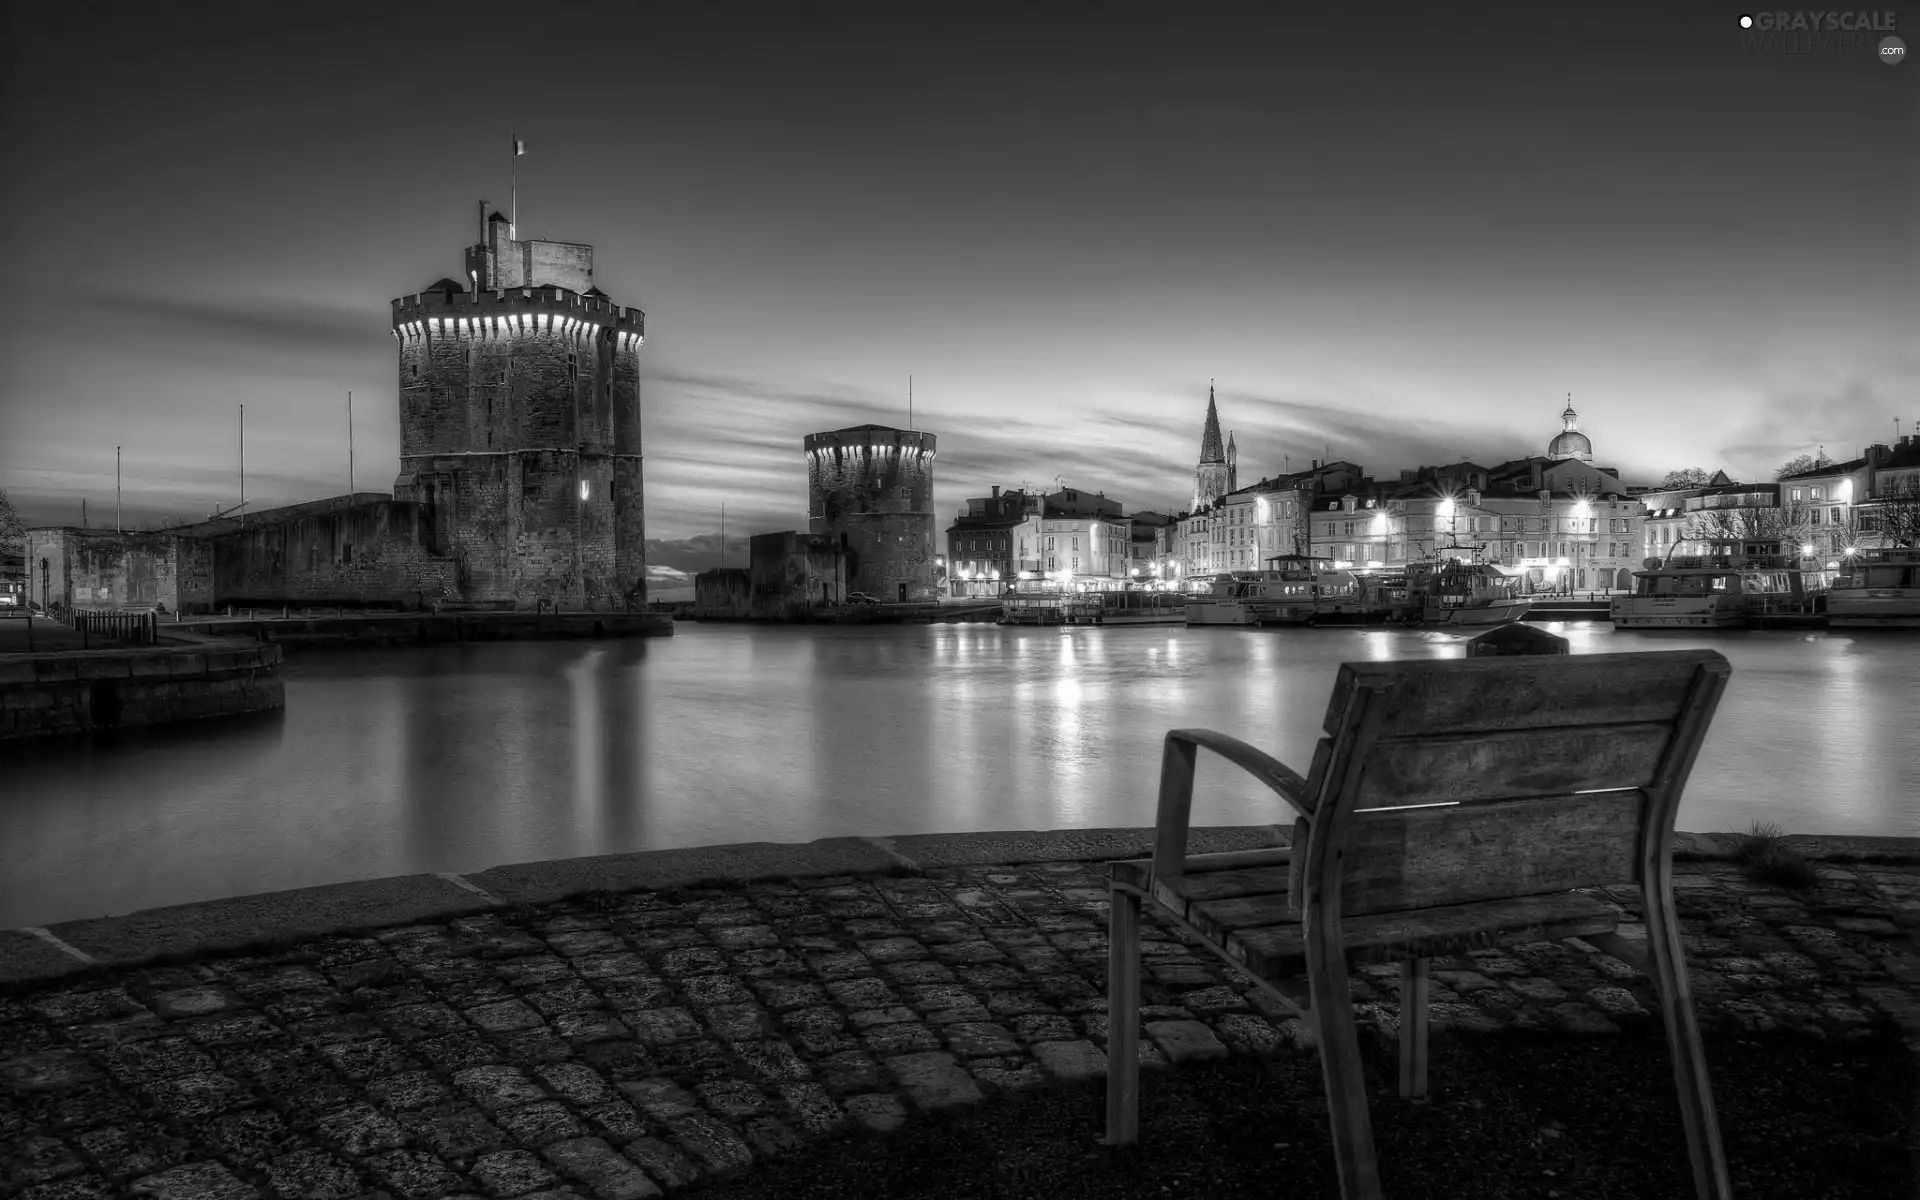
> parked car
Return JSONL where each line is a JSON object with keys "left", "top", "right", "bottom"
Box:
{"left": 847, "top": 592, "right": 882, "bottom": 605}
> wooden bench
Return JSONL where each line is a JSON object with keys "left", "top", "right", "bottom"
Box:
{"left": 1104, "top": 648, "right": 1734, "bottom": 1200}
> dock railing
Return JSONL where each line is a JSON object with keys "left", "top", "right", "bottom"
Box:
{"left": 74, "top": 608, "right": 159, "bottom": 647}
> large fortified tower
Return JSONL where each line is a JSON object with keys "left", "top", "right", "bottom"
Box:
{"left": 804, "top": 424, "right": 938, "bottom": 603}
{"left": 390, "top": 204, "right": 646, "bottom": 609}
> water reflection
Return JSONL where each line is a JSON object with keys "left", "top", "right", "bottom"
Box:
{"left": 2, "top": 623, "right": 1916, "bottom": 928}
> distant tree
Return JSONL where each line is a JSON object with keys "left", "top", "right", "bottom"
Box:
{"left": 0, "top": 489, "right": 24, "bottom": 557}
{"left": 1774, "top": 453, "right": 1824, "bottom": 480}
{"left": 1870, "top": 475, "right": 1920, "bottom": 548}
{"left": 1660, "top": 467, "right": 1713, "bottom": 489}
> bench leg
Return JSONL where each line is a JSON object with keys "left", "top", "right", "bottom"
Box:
{"left": 1645, "top": 883, "right": 1734, "bottom": 1200}
{"left": 1307, "top": 964, "right": 1384, "bottom": 1200}
{"left": 1398, "top": 956, "right": 1430, "bottom": 1099}
{"left": 1104, "top": 884, "right": 1143, "bottom": 1146}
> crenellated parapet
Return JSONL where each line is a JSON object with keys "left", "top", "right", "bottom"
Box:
{"left": 390, "top": 284, "right": 644, "bottom": 351}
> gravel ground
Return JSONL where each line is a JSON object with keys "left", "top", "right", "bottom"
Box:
{"left": 682, "top": 1026, "right": 1914, "bottom": 1200}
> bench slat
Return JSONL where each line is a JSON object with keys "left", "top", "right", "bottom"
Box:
{"left": 1290, "top": 790, "right": 1648, "bottom": 916}
{"left": 1223, "top": 892, "right": 1620, "bottom": 977}
{"left": 1354, "top": 723, "right": 1670, "bottom": 807}
{"left": 1321, "top": 650, "right": 1721, "bottom": 736}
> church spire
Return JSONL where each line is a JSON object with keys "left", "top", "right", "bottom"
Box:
{"left": 1199, "top": 382, "right": 1225, "bottom": 464}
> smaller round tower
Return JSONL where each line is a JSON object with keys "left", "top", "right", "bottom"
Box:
{"left": 804, "top": 424, "right": 938, "bottom": 602}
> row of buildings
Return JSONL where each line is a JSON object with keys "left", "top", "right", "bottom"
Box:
{"left": 942, "top": 389, "right": 1920, "bottom": 597}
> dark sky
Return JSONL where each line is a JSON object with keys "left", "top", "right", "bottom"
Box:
{"left": 2, "top": 2, "right": 1913, "bottom": 590}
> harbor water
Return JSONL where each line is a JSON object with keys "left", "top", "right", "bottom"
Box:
{"left": 3, "top": 622, "right": 1914, "bottom": 929}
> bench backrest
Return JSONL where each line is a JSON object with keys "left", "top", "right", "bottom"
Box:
{"left": 1286, "top": 649, "right": 1731, "bottom": 918}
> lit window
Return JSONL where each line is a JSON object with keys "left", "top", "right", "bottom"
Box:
{"left": 579, "top": 480, "right": 589, "bottom": 501}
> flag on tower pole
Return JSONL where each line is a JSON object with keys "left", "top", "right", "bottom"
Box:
{"left": 510, "top": 131, "right": 524, "bottom": 238}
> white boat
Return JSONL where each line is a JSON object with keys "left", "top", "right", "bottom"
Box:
{"left": 1185, "top": 571, "right": 1316, "bottom": 627}
{"left": 1609, "top": 555, "right": 1819, "bottom": 629}
{"left": 1070, "top": 589, "right": 1188, "bottom": 626}
{"left": 1314, "top": 568, "right": 1403, "bottom": 625}
{"left": 1394, "top": 560, "right": 1531, "bottom": 627}
{"left": 1826, "top": 548, "right": 1920, "bottom": 629}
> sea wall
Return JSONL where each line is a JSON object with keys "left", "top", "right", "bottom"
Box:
{"left": 0, "top": 643, "right": 285, "bottom": 740}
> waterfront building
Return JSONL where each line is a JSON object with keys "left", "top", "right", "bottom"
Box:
{"left": 1127, "top": 511, "right": 1175, "bottom": 585}
{"left": 390, "top": 204, "right": 648, "bottom": 609}
{"left": 1010, "top": 488, "right": 1131, "bottom": 590}
{"left": 944, "top": 486, "right": 1033, "bottom": 598}
{"left": 1778, "top": 440, "right": 1920, "bottom": 563}
{"left": 805, "top": 424, "right": 939, "bottom": 603}
{"left": 1857, "top": 435, "right": 1920, "bottom": 550}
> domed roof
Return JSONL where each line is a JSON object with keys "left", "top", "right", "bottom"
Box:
{"left": 1548, "top": 397, "right": 1593, "bottom": 461}
{"left": 1547, "top": 429, "right": 1593, "bottom": 460}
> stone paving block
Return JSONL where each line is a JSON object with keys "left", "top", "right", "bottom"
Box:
{"left": 542, "top": 1136, "right": 664, "bottom": 1199}
{"left": 740, "top": 1115, "right": 805, "bottom": 1161}
{"left": 417, "top": 1033, "right": 506, "bottom": 1073}
{"left": 731, "top": 1039, "right": 812, "bottom": 1083}
{"left": 840, "top": 1092, "right": 909, "bottom": 1132}
{"left": 886, "top": 1050, "right": 985, "bottom": 1111}
{"left": 575, "top": 1041, "right": 654, "bottom": 1082}
{"left": 620, "top": 1009, "right": 700, "bottom": 1047}
{"left": 571, "top": 953, "right": 653, "bottom": 982}
{"left": 404, "top": 1105, "right": 511, "bottom": 1159}
{"left": 881, "top": 961, "right": 955, "bottom": 986}
{"left": 495, "top": 1101, "right": 592, "bottom": 1148}
{"left": 695, "top": 1078, "right": 769, "bottom": 1119}
{"left": 679, "top": 976, "right": 753, "bottom": 1007}
{"left": 657, "top": 948, "right": 727, "bottom": 978}
{"left": 534, "top": 1063, "right": 615, "bottom": 1105}
{"left": 552, "top": 1012, "right": 631, "bottom": 1045}
{"left": 618, "top": 1078, "right": 699, "bottom": 1121}
{"left": 6, "top": 1133, "right": 87, "bottom": 1186}
{"left": 262, "top": 1146, "right": 361, "bottom": 1200}
{"left": 312, "top": 1101, "right": 410, "bottom": 1156}
{"left": 862, "top": 1022, "right": 943, "bottom": 1055}
{"left": 859, "top": 938, "right": 929, "bottom": 964}
{"left": 596, "top": 980, "right": 674, "bottom": 1013}
{"left": 361, "top": 1147, "right": 469, "bottom": 1198}
{"left": 942, "top": 1022, "right": 1021, "bottom": 1058}
{"left": 1145, "top": 1019, "right": 1229, "bottom": 1065}
{"left": 1029, "top": 1039, "right": 1107, "bottom": 1083}
{"left": 620, "top": 1136, "right": 702, "bottom": 1190}
{"left": 847, "top": 1005, "right": 919, "bottom": 1031}
{"left": 75, "top": 1121, "right": 201, "bottom": 1180}
{"left": 453, "top": 1065, "right": 549, "bottom": 1112}
{"left": 127, "top": 1160, "right": 261, "bottom": 1199}
{"left": 465, "top": 1001, "right": 549, "bottom": 1034}
{"left": 698, "top": 1003, "right": 769, "bottom": 1042}
{"left": 1582, "top": 987, "right": 1650, "bottom": 1018}
{"left": 823, "top": 978, "right": 895, "bottom": 1010}
{"left": 772, "top": 1081, "right": 847, "bottom": 1135}
{"left": 808, "top": 952, "right": 873, "bottom": 981}
{"left": 137, "top": 1072, "right": 253, "bottom": 1120}
{"left": 663, "top": 1113, "right": 754, "bottom": 1175}
{"left": 1006, "top": 1014, "right": 1077, "bottom": 1044}
{"left": 471, "top": 1147, "right": 562, "bottom": 1196}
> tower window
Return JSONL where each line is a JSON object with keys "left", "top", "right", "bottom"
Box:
{"left": 579, "top": 480, "right": 590, "bottom": 501}
{"left": 411, "top": 365, "right": 419, "bottom": 378}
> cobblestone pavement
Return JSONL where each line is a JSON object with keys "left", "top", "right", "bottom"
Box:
{"left": 3, "top": 860, "right": 1918, "bottom": 1200}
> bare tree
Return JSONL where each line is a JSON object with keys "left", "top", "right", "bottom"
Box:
{"left": 1869, "top": 475, "right": 1920, "bottom": 548}
{"left": 0, "top": 489, "right": 24, "bottom": 558}
{"left": 1660, "top": 467, "right": 1714, "bottom": 489}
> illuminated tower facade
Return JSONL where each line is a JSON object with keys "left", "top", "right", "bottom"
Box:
{"left": 1192, "top": 384, "right": 1234, "bottom": 511}
{"left": 804, "top": 424, "right": 938, "bottom": 602}
{"left": 389, "top": 203, "right": 647, "bottom": 609}
{"left": 1547, "top": 396, "right": 1594, "bottom": 462}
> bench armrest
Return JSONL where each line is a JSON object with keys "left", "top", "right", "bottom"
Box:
{"left": 1152, "top": 728, "right": 1315, "bottom": 884}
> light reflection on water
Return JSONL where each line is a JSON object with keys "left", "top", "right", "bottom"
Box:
{"left": 1, "top": 623, "right": 1912, "bottom": 929}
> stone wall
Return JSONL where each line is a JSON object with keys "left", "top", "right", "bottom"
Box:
{"left": 804, "top": 426, "right": 938, "bottom": 602}
{"left": 748, "top": 532, "right": 849, "bottom": 619}
{"left": 23, "top": 529, "right": 201, "bottom": 614}
{"left": 204, "top": 499, "right": 459, "bottom": 607}
{"left": 691, "top": 568, "right": 752, "bottom": 619}
{"left": 0, "top": 643, "right": 285, "bottom": 740}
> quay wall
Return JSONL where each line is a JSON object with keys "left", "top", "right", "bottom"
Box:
{"left": 0, "top": 643, "right": 284, "bottom": 740}
{"left": 166, "top": 611, "right": 674, "bottom": 646}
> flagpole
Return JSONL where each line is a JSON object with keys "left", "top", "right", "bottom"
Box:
{"left": 510, "top": 131, "right": 519, "bottom": 239}
{"left": 239, "top": 404, "right": 246, "bottom": 529}
{"left": 909, "top": 375, "right": 913, "bottom": 431}
{"left": 348, "top": 391, "right": 355, "bottom": 497}
{"left": 116, "top": 446, "right": 122, "bottom": 532}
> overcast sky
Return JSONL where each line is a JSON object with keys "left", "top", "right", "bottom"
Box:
{"left": 2, "top": 3, "right": 1912, "bottom": 593}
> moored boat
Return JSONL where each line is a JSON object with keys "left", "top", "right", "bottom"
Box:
{"left": 1393, "top": 560, "right": 1530, "bottom": 626}
{"left": 1826, "top": 547, "right": 1920, "bottom": 629}
{"left": 1609, "top": 554, "right": 1820, "bottom": 630}
{"left": 1075, "top": 589, "right": 1188, "bottom": 626}
{"left": 999, "top": 591, "right": 1067, "bottom": 625}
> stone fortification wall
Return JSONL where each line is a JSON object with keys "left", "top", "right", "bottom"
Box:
{"left": 0, "top": 643, "right": 284, "bottom": 740}
{"left": 748, "top": 532, "right": 848, "bottom": 619}
{"left": 23, "top": 530, "right": 194, "bottom": 614}
{"left": 391, "top": 283, "right": 646, "bottom": 609}
{"left": 691, "top": 568, "right": 752, "bottom": 619}
{"left": 804, "top": 427, "right": 938, "bottom": 602}
{"left": 206, "top": 500, "right": 458, "bottom": 608}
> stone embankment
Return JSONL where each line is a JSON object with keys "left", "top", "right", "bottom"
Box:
{"left": 1, "top": 826, "right": 1917, "bottom": 1198}
{"left": 0, "top": 641, "right": 283, "bottom": 740}
{"left": 168, "top": 611, "right": 674, "bottom": 647}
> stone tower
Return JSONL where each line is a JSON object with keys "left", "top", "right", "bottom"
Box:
{"left": 1192, "top": 384, "right": 1233, "bottom": 512}
{"left": 389, "top": 203, "right": 647, "bottom": 609}
{"left": 804, "top": 424, "right": 938, "bottom": 602}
